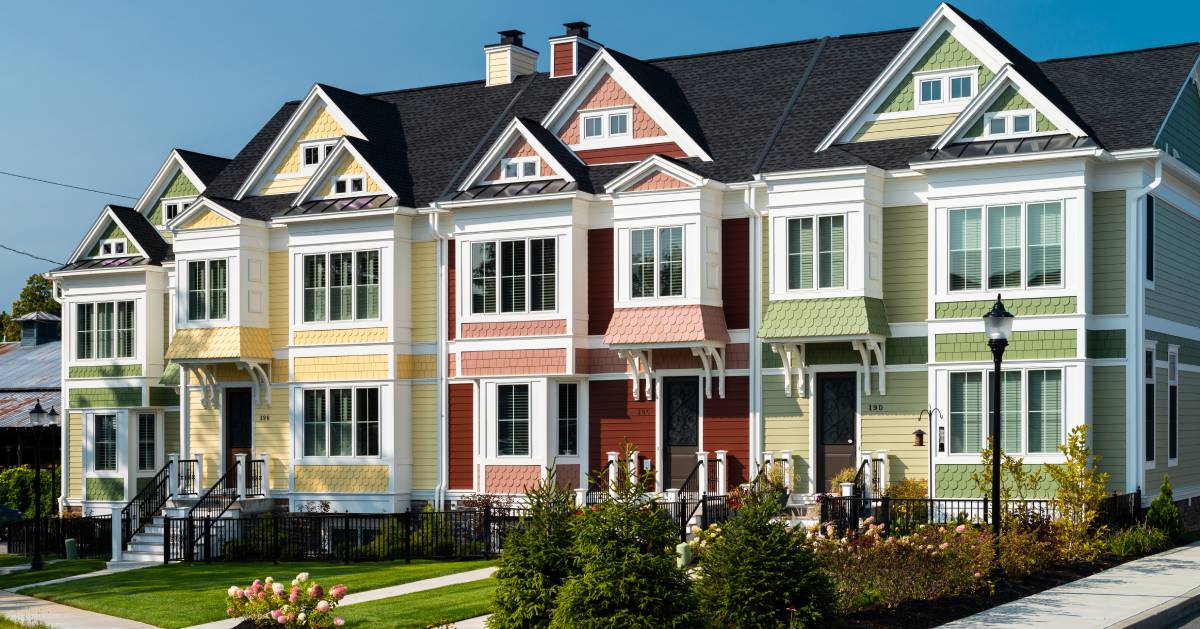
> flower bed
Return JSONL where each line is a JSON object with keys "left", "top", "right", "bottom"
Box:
{"left": 225, "top": 572, "right": 347, "bottom": 628}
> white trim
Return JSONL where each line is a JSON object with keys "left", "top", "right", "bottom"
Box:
{"left": 913, "top": 67, "right": 979, "bottom": 112}
{"left": 605, "top": 154, "right": 707, "bottom": 194}
{"left": 932, "top": 65, "right": 1087, "bottom": 150}
{"left": 67, "top": 206, "right": 153, "bottom": 264}
{"left": 1144, "top": 340, "right": 1158, "bottom": 470}
{"left": 292, "top": 137, "right": 399, "bottom": 205}
{"left": 577, "top": 106, "right": 633, "bottom": 147}
{"left": 459, "top": 118, "right": 580, "bottom": 191}
{"left": 167, "top": 197, "right": 244, "bottom": 231}
{"left": 131, "top": 149, "right": 211, "bottom": 217}
{"left": 97, "top": 238, "right": 128, "bottom": 258}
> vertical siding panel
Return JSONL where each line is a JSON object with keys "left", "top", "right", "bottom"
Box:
{"left": 448, "top": 383, "right": 473, "bottom": 489}
{"left": 721, "top": 218, "right": 750, "bottom": 330}
{"left": 702, "top": 376, "right": 750, "bottom": 486}
{"left": 588, "top": 229, "right": 614, "bottom": 336}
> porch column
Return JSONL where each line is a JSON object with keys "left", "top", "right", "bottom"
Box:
{"left": 627, "top": 450, "right": 640, "bottom": 488}
{"left": 193, "top": 452, "right": 204, "bottom": 488}
{"left": 780, "top": 449, "right": 793, "bottom": 493}
{"left": 167, "top": 453, "right": 179, "bottom": 497}
{"left": 697, "top": 451, "right": 709, "bottom": 495}
{"left": 235, "top": 454, "right": 247, "bottom": 501}
{"left": 258, "top": 451, "right": 271, "bottom": 495}
{"left": 110, "top": 506, "right": 123, "bottom": 561}
{"left": 607, "top": 452, "right": 619, "bottom": 496}
{"left": 574, "top": 488, "right": 587, "bottom": 508}
{"left": 714, "top": 450, "right": 728, "bottom": 495}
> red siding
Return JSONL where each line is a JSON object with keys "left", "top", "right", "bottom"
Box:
{"left": 576, "top": 142, "right": 686, "bottom": 165}
{"left": 588, "top": 380, "right": 656, "bottom": 474}
{"left": 447, "top": 239, "right": 456, "bottom": 341}
{"left": 703, "top": 376, "right": 750, "bottom": 488}
{"left": 721, "top": 218, "right": 750, "bottom": 330}
{"left": 577, "top": 43, "right": 598, "bottom": 72}
{"left": 587, "top": 229, "right": 614, "bottom": 335}
{"left": 552, "top": 42, "right": 574, "bottom": 77}
{"left": 448, "top": 383, "right": 473, "bottom": 490}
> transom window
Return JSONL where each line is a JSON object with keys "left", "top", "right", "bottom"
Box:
{"left": 498, "top": 384, "right": 531, "bottom": 457}
{"left": 470, "top": 238, "right": 557, "bottom": 314}
{"left": 631, "top": 226, "right": 684, "bottom": 299}
{"left": 75, "top": 301, "right": 135, "bottom": 360}
{"left": 949, "top": 368, "right": 1063, "bottom": 455}
{"left": 984, "top": 110, "right": 1036, "bottom": 137}
{"left": 499, "top": 157, "right": 541, "bottom": 181}
{"left": 333, "top": 176, "right": 364, "bottom": 195}
{"left": 99, "top": 239, "right": 127, "bottom": 257}
{"left": 303, "top": 387, "right": 380, "bottom": 457}
{"left": 302, "top": 251, "right": 381, "bottom": 322}
{"left": 93, "top": 414, "right": 117, "bottom": 472}
{"left": 915, "top": 70, "right": 976, "bottom": 108}
{"left": 557, "top": 383, "right": 578, "bottom": 456}
{"left": 138, "top": 413, "right": 157, "bottom": 472}
{"left": 301, "top": 141, "right": 337, "bottom": 172}
{"left": 786, "top": 215, "right": 845, "bottom": 290}
{"left": 580, "top": 109, "right": 632, "bottom": 141}
{"left": 187, "top": 259, "right": 228, "bottom": 321}
{"left": 948, "top": 201, "right": 1062, "bottom": 292}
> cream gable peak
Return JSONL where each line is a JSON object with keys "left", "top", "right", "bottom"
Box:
{"left": 168, "top": 197, "right": 242, "bottom": 232}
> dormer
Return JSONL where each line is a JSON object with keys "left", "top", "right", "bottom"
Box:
{"left": 67, "top": 205, "right": 168, "bottom": 268}
{"left": 457, "top": 118, "right": 584, "bottom": 193}
{"left": 132, "top": 149, "right": 229, "bottom": 238}
{"left": 293, "top": 137, "right": 397, "bottom": 205}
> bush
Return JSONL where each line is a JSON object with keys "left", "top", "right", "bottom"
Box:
{"left": 828, "top": 467, "right": 858, "bottom": 493}
{"left": 225, "top": 571, "right": 347, "bottom": 628}
{"left": 885, "top": 478, "right": 928, "bottom": 499}
{"left": 1106, "top": 523, "right": 1171, "bottom": 557}
{"left": 0, "top": 466, "right": 55, "bottom": 518}
{"left": 885, "top": 479, "right": 930, "bottom": 536}
{"left": 489, "top": 470, "right": 576, "bottom": 629}
{"left": 1147, "top": 475, "right": 1184, "bottom": 542}
{"left": 1045, "top": 425, "right": 1109, "bottom": 562}
{"left": 694, "top": 488, "right": 836, "bottom": 628}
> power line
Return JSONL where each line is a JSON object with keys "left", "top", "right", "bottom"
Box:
{"left": 0, "top": 243, "right": 63, "bottom": 267}
{"left": 0, "top": 169, "right": 138, "bottom": 200}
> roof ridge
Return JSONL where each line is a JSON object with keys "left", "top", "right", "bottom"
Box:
{"left": 174, "top": 148, "right": 229, "bottom": 161}
{"left": 364, "top": 77, "right": 489, "bottom": 98}
{"left": 643, "top": 27, "right": 917, "bottom": 64}
{"left": 1040, "top": 41, "right": 1200, "bottom": 64}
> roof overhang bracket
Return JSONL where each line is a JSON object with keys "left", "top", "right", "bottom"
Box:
{"left": 191, "top": 365, "right": 220, "bottom": 411}
{"left": 236, "top": 360, "right": 272, "bottom": 409}
{"left": 690, "top": 346, "right": 727, "bottom": 399}
{"left": 617, "top": 349, "right": 654, "bottom": 401}
{"left": 851, "top": 339, "right": 887, "bottom": 396}
{"left": 770, "top": 343, "right": 806, "bottom": 398}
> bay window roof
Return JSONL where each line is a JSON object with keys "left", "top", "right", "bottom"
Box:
{"left": 759, "top": 297, "right": 889, "bottom": 341}
{"left": 603, "top": 304, "right": 729, "bottom": 347}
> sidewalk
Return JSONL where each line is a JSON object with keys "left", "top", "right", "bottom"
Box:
{"left": 943, "top": 541, "right": 1200, "bottom": 628}
{"left": 0, "top": 590, "right": 157, "bottom": 629}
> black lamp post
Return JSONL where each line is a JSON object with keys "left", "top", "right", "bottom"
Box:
{"left": 27, "top": 399, "right": 59, "bottom": 571}
{"left": 982, "top": 295, "right": 1014, "bottom": 583}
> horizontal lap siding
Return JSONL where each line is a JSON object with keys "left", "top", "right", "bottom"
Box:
{"left": 588, "top": 229, "right": 614, "bottom": 336}
{"left": 722, "top": 218, "right": 750, "bottom": 330}
{"left": 589, "top": 380, "right": 656, "bottom": 472}
{"left": 552, "top": 42, "right": 573, "bottom": 77}
{"left": 189, "top": 390, "right": 221, "bottom": 485}
{"left": 860, "top": 371, "right": 928, "bottom": 483}
{"left": 255, "top": 388, "right": 290, "bottom": 491}
{"left": 762, "top": 375, "right": 809, "bottom": 493}
{"left": 1146, "top": 199, "right": 1200, "bottom": 328}
{"left": 412, "top": 241, "right": 438, "bottom": 343}
{"left": 448, "top": 383, "right": 473, "bottom": 490}
{"left": 883, "top": 205, "right": 927, "bottom": 323}
{"left": 1091, "top": 191, "right": 1126, "bottom": 315}
{"left": 269, "top": 252, "right": 289, "bottom": 349}
{"left": 703, "top": 376, "right": 750, "bottom": 486}
{"left": 412, "top": 384, "right": 438, "bottom": 490}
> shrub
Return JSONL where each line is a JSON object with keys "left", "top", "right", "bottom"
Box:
{"left": 694, "top": 488, "right": 836, "bottom": 628}
{"left": 885, "top": 479, "right": 930, "bottom": 536}
{"left": 0, "top": 466, "right": 55, "bottom": 518}
{"left": 225, "top": 572, "right": 346, "bottom": 628}
{"left": 1045, "top": 425, "right": 1109, "bottom": 562}
{"left": 1147, "top": 475, "right": 1184, "bottom": 542}
{"left": 489, "top": 469, "right": 577, "bottom": 629}
{"left": 828, "top": 466, "right": 858, "bottom": 493}
{"left": 885, "top": 478, "right": 928, "bottom": 499}
{"left": 1106, "top": 523, "right": 1171, "bottom": 557}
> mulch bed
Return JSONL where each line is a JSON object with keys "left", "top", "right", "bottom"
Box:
{"left": 842, "top": 552, "right": 1129, "bottom": 628}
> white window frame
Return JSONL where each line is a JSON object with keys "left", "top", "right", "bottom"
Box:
{"left": 135, "top": 411, "right": 164, "bottom": 474}
{"left": 945, "top": 366, "right": 1067, "bottom": 459}
{"left": 98, "top": 239, "right": 127, "bottom": 257}
{"left": 186, "top": 259, "right": 229, "bottom": 322}
{"left": 629, "top": 225, "right": 685, "bottom": 300}
{"left": 300, "top": 249, "right": 382, "bottom": 323}
{"left": 468, "top": 237, "right": 559, "bottom": 316}
{"left": 300, "top": 386, "right": 383, "bottom": 460}
{"left": 982, "top": 109, "right": 1037, "bottom": 139}
{"left": 332, "top": 175, "right": 366, "bottom": 196}
{"left": 945, "top": 200, "right": 1065, "bottom": 294}
{"left": 161, "top": 197, "right": 195, "bottom": 225}
{"left": 300, "top": 140, "right": 338, "bottom": 174}
{"left": 74, "top": 300, "right": 137, "bottom": 361}
{"left": 555, "top": 381, "right": 580, "bottom": 457}
{"left": 1145, "top": 341, "right": 1158, "bottom": 470}
{"left": 1168, "top": 345, "right": 1179, "bottom": 467}
{"left": 496, "top": 382, "right": 532, "bottom": 458}
{"left": 784, "top": 214, "right": 847, "bottom": 293}
{"left": 89, "top": 412, "right": 120, "bottom": 475}
{"left": 913, "top": 68, "right": 978, "bottom": 112}
{"left": 578, "top": 106, "right": 634, "bottom": 145}
{"left": 497, "top": 157, "right": 543, "bottom": 182}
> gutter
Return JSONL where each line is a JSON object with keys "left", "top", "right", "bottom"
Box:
{"left": 1128, "top": 156, "right": 1162, "bottom": 496}
{"left": 427, "top": 208, "right": 452, "bottom": 506}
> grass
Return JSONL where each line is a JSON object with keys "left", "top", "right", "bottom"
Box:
{"left": 0, "top": 560, "right": 106, "bottom": 590}
{"left": 23, "top": 559, "right": 495, "bottom": 629}
{"left": 0, "top": 556, "right": 31, "bottom": 568}
{"left": 0, "top": 614, "right": 52, "bottom": 629}
{"left": 338, "top": 579, "right": 495, "bottom": 628}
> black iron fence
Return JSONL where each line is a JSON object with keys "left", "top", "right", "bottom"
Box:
{"left": 122, "top": 462, "right": 172, "bottom": 546}
{"left": 6, "top": 515, "right": 112, "bottom": 559}
{"left": 178, "top": 459, "right": 199, "bottom": 496}
{"left": 163, "top": 508, "right": 527, "bottom": 563}
{"left": 247, "top": 460, "right": 266, "bottom": 498}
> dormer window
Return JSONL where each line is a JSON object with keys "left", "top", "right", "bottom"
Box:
{"left": 580, "top": 108, "right": 632, "bottom": 143}
{"left": 163, "top": 198, "right": 194, "bottom": 224}
{"left": 333, "top": 176, "right": 365, "bottom": 195}
{"left": 301, "top": 141, "right": 337, "bottom": 172}
{"left": 914, "top": 69, "right": 977, "bottom": 111}
{"left": 499, "top": 157, "right": 540, "bottom": 181}
{"left": 99, "top": 239, "right": 127, "bottom": 257}
{"left": 984, "top": 110, "right": 1035, "bottom": 138}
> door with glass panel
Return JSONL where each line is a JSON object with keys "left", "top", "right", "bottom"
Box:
{"left": 816, "top": 373, "right": 857, "bottom": 493}
{"left": 225, "top": 388, "right": 253, "bottom": 475}
{"left": 664, "top": 377, "right": 700, "bottom": 490}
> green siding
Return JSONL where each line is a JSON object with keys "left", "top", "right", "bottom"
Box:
{"left": 876, "top": 32, "right": 995, "bottom": 114}
{"left": 860, "top": 371, "right": 929, "bottom": 482}
{"left": 146, "top": 170, "right": 200, "bottom": 225}
{"left": 963, "top": 86, "right": 1057, "bottom": 137}
{"left": 69, "top": 387, "right": 142, "bottom": 408}
{"left": 1146, "top": 198, "right": 1200, "bottom": 328}
{"left": 1156, "top": 74, "right": 1200, "bottom": 175}
{"left": 85, "top": 477, "right": 124, "bottom": 501}
{"left": 149, "top": 387, "right": 180, "bottom": 407}
{"left": 1086, "top": 330, "right": 1126, "bottom": 359}
{"left": 68, "top": 364, "right": 142, "bottom": 379}
{"left": 935, "top": 463, "right": 1057, "bottom": 498}
{"left": 883, "top": 205, "right": 928, "bottom": 323}
{"left": 1092, "top": 365, "right": 1126, "bottom": 491}
{"left": 1146, "top": 330, "right": 1200, "bottom": 367}
{"left": 760, "top": 297, "right": 889, "bottom": 339}
{"left": 888, "top": 336, "right": 928, "bottom": 365}
{"left": 934, "top": 329, "right": 1077, "bottom": 362}
{"left": 159, "top": 363, "right": 180, "bottom": 386}
{"left": 762, "top": 375, "right": 809, "bottom": 493}
{"left": 1092, "top": 191, "right": 1126, "bottom": 314}
{"left": 87, "top": 222, "right": 141, "bottom": 257}
{"left": 934, "top": 296, "right": 1076, "bottom": 319}
{"left": 165, "top": 411, "right": 180, "bottom": 458}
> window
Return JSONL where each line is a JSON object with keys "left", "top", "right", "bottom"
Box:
{"left": 498, "top": 157, "right": 541, "bottom": 181}
{"left": 786, "top": 215, "right": 845, "bottom": 290}
{"left": 1146, "top": 196, "right": 1155, "bottom": 283}
{"left": 579, "top": 109, "right": 632, "bottom": 142}
{"left": 301, "top": 141, "right": 337, "bottom": 171}
{"left": 609, "top": 112, "right": 628, "bottom": 136}
{"left": 915, "top": 70, "right": 976, "bottom": 109}
{"left": 983, "top": 111, "right": 1036, "bottom": 138}
{"left": 583, "top": 116, "right": 603, "bottom": 138}
{"left": 333, "top": 176, "right": 364, "bottom": 195}
{"left": 1169, "top": 348, "right": 1179, "bottom": 463}
{"left": 75, "top": 301, "right": 135, "bottom": 360}
{"left": 1146, "top": 346, "right": 1156, "bottom": 464}
{"left": 99, "top": 239, "right": 127, "bottom": 257}
{"left": 950, "top": 368, "right": 1064, "bottom": 455}
{"left": 301, "top": 250, "right": 381, "bottom": 322}
{"left": 950, "top": 75, "right": 973, "bottom": 100}
{"left": 93, "top": 415, "right": 116, "bottom": 472}
{"left": 498, "top": 384, "right": 530, "bottom": 457}
{"left": 470, "top": 238, "right": 556, "bottom": 314}
{"left": 630, "top": 227, "right": 684, "bottom": 299}
{"left": 557, "top": 383, "right": 578, "bottom": 456}
{"left": 950, "top": 372, "right": 983, "bottom": 454}
{"left": 948, "top": 201, "right": 1062, "bottom": 292}
{"left": 1027, "top": 370, "right": 1062, "bottom": 453}
{"left": 302, "top": 387, "right": 380, "bottom": 458}
{"left": 919, "top": 78, "right": 942, "bottom": 104}
{"left": 162, "top": 199, "right": 193, "bottom": 223}
{"left": 187, "top": 260, "right": 227, "bottom": 321}
{"left": 138, "top": 413, "right": 156, "bottom": 472}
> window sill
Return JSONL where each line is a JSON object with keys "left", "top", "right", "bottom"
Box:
{"left": 459, "top": 311, "right": 563, "bottom": 325}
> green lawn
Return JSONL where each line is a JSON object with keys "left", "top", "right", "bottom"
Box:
{"left": 0, "top": 560, "right": 106, "bottom": 590}
{"left": 24, "top": 559, "right": 494, "bottom": 629}
{"left": 0, "top": 556, "right": 31, "bottom": 568}
{"left": 0, "top": 614, "right": 52, "bottom": 629}
{"left": 338, "top": 579, "right": 495, "bottom": 628}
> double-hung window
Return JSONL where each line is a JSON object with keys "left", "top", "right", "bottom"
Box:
{"left": 1169, "top": 347, "right": 1179, "bottom": 464}
{"left": 948, "top": 368, "right": 1063, "bottom": 455}
{"left": 187, "top": 259, "right": 228, "bottom": 321}
{"left": 93, "top": 414, "right": 117, "bottom": 472}
{"left": 786, "top": 215, "right": 845, "bottom": 290}
{"left": 557, "top": 383, "right": 578, "bottom": 456}
{"left": 470, "top": 238, "right": 556, "bottom": 314}
{"left": 580, "top": 109, "right": 631, "bottom": 142}
{"left": 630, "top": 226, "right": 684, "bottom": 298}
{"left": 498, "top": 384, "right": 531, "bottom": 457}
{"left": 302, "top": 387, "right": 380, "bottom": 457}
{"left": 138, "top": 413, "right": 157, "bottom": 472}
{"left": 75, "top": 301, "right": 135, "bottom": 360}
{"left": 302, "top": 250, "right": 380, "bottom": 322}
{"left": 948, "top": 201, "right": 1062, "bottom": 292}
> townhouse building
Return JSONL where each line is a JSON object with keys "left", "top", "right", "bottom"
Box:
{"left": 50, "top": 5, "right": 1200, "bottom": 518}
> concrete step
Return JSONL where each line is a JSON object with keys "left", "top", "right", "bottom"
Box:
{"left": 128, "top": 543, "right": 164, "bottom": 554}
{"left": 106, "top": 559, "right": 161, "bottom": 570}
{"left": 118, "top": 551, "right": 163, "bottom": 563}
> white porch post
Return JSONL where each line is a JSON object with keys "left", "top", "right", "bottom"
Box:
{"left": 607, "top": 452, "right": 619, "bottom": 496}
{"left": 628, "top": 450, "right": 640, "bottom": 488}
{"left": 258, "top": 452, "right": 271, "bottom": 494}
{"left": 193, "top": 452, "right": 204, "bottom": 488}
{"left": 714, "top": 450, "right": 728, "bottom": 495}
{"left": 574, "top": 488, "right": 587, "bottom": 508}
{"left": 697, "top": 451, "right": 709, "bottom": 495}
{"left": 110, "top": 506, "right": 123, "bottom": 561}
{"left": 167, "top": 453, "right": 179, "bottom": 497}
{"left": 780, "top": 449, "right": 793, "bottom": 493}
{"left": 235, "top": 454, "right": 248, "bottom": 501}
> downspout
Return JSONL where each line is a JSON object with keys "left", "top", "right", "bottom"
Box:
{"left": 1129, "top": 156, "right": 1162, "bottom": 497}
{"left": 428, "top": 207, "right": 452, "bottom": 506}
{"left": 48, "top": 275, "right": 67, "bottom": 511}
{"left": 745, "top": 183, "right": 766, "bottom": 477}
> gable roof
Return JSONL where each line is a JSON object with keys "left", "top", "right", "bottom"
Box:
{"left": 457, "top": 117, "right": 587, "bottom": 193}
{"left": 60, "top": 204, "right": 170, "bottom": 271}
{"left": 175, "top": 149, "right": 231, "bottom": 186}
{"left": 932, "top": 64, "right": 1088, "bottom": 149}
{"left": 110, "top": 205, "right": 171, "bottom": 263}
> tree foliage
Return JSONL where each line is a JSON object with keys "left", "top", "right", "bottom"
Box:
{"left": 0, "top": 465, "right": 56, "bottom": 518}
{"left": 1045, "top": 425, "right": 1109, "bottom": 562}
{"left": 1147, "top": 474, "right": 1184, "bottom": 541}
{"left": 4, "top": 274, "right": 59, "bottom": 341}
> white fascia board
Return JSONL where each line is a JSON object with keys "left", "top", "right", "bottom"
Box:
{"left": 48, "top": 266, "right": 152, "bottom": 279}
{"left": 931, "top": 65, "right": 1087, "bottom": 148}
{"left": 909, "top": 146, "right": 1101, "bottom": 171}
{"left": 817, "top": 3, "right": 1012, "bottom": 152}
{"left": 604, "top": 154, "right": 706, "bottom": 193}
{"left": 292, "top": 138, "right": 398, "bottom": 205}
{"left": 66, "top": 206, "right": 150, "bottom": 264}
{"left": 459, "top": 119, "right": 579, "bottom": 191}
{"left": 233, "top": 84, "right": 368, "bottom": 200}
{"left": 132, "top": 149, "right": 207, "bottom": 216}
{"left": 755, "top": 165, "right": 876, "bottom": 183}
{"left": 166, "top": 197, "right": 244, "bottom": 231}
{"left": 271, "top": 206, "right": 406, "bottom": 225}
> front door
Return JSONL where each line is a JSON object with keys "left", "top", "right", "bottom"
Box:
{"left": 225, "top": 388, "right": 253, "bottom": 471}
{"left": 816, "top": 373, "right": 857, "bottom": 493}
{"left": 663, "top": 377, "right": 700, "bottom": 490}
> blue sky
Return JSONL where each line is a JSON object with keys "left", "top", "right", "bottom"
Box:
{"left": 0, "top": 0, "right": 1196, "bottom": 303}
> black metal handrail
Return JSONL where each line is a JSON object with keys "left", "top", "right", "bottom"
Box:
{"left": 677, "top": 460, "right": 703, "bottom": 501}
{"left": 178, "top": 459, "right": 199, "bottom": 496}
{"left": 121, "top": 461, "right": 173, "bottom": 546}
{"left": 185, "top": 462, "right": 241, "bottom": 557}
{"left": 246, "top": 459, "right": 265, "bottom": 498}
{"left": 851, "top": 458, "right": 869, "bottom": 497}
{"left": 584, "top": 460, "right": 613, "bottom": 504}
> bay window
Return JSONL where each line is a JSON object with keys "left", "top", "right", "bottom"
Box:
{"left": 631, "top": 226, "right": 683, "bottom": 298}
{"left": 93, "top": 414, "right": 117, "bottom": 472}
{"left": 786, "top": 215, "right": 844, "bottom": 290}
{"left": 75, "top": 301, "right": 135, "bottom": 360}
{"left": 302, "top": 387, "right": 380, "bottom": 458}
{"left": 498, "top": 384, "right": 530, "bottom": 457}
{"left": 302, "top": 250, "right": 380, "bottom": 322}
{"left": 948, "top": 368, "right": 1063, "bottom": 455}
{"left": 470, "top": 238, "right": 556, "bottom": 314}
{"left": 187, "top": 259, "right": 228, "bottom": 321}
{"left": 948, "top": 201, "right": 1062, "bottom": 292}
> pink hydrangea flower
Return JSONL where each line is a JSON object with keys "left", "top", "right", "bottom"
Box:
{"left": 334, "top": 617, "right": 345, "bottom": 626}
{"left": 272, "top": 582, "right": 285, "bottom": 596}
{"left": 331, "top": 585, "right": 348, "bottom": 600}
{"left": 317, "top": 600, "right": 331, "bottom": 613}
{"left": 956, "top": 524, "right": 967, "bottom": 533}
{"left": 308, "top": 584, "right": 323, "bottom": 598}
{"left": 277, "top": 614, "right": 287, "bottom": 625}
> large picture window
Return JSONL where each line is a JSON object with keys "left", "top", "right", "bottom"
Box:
{"left": 302, "top": 387, "right": 380, "bottom": 458}
{"left": 75, "top": 301, "right": 135, "bottom": 360}
{"left": 630, "top": 226, "right": 684, "bottom": 298}
{"left": 187, "top": 259, "right": 228, "bottom": 321}
{"left": 302, "top": 250, "right": 380, "bottom": 322}
{"left": 786, "top": 215, "right": 844, "bottom": 290}
{"left": 557, "top": 383, "right": 578, "bottom": 456}
{"left": 498, "top": 384, "right": 530, "bottom": 457}
{"left": 470, "top": 238, "right": 556, "bottom": 314}
{"left": 949, "top": 368, "right": 1064, "bottom": 455}
{"left": 93, "top": 414, "right": 117, "bottom": 472}
{"left": 948, "top": 201, "right": 1062, "bottom": 292}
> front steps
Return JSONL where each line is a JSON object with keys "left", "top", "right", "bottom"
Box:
{"left": 107, "top": 497, "right": 275, "bottom": 567}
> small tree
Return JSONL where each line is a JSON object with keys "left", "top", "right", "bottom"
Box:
{"left": 1044, "top": 425, "right": 1109, "bottom": 562}
{"left": 1147, "top": 475, "right": 1184, "bottom": 541}
{"left": 971, "top": 437, "right": 1045, "bottom": 502}
{"left": 5, "top": 274, "right": 60, "bottom": 342}
{"left": 489, "top": 469, "right": 577, "bottom": 629}
{"left": 695, "top": 487, "right": 836, "bottom": 628}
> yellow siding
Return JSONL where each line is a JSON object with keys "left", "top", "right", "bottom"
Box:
{"left": 68, "top": 412, "right": 82, "bottom": 499}
{"left": 294, "top": 354, "right": 390, "bottom": 381}
{"left": 269, "top": 252, "right": 289, "bottom": 350}
{"left": 272, "top": 359, "right": 289, "bottom": 383}
{"left": 274, "top": 107, "right": 345, "bottom": 176}
{"left": 295, "top": 465, "right": 389, "bottom": 493}
{"left": 181, "top": 209, "right": 234, "bottom": 230}
{"left": 411, "top": 241, "right": 438, "bottom": 342}
{"left": 412, "top": 384, "right": 438, "bottom": 490}
{"left": 189, "top": 389, "right": 221, "bottom": 485}
{"left": 486, "top": 50, "right": 509, "bottom": 86}
{"left": 397, "top": 354, "right": 437, "bottom": 380}
{"left": 261, "top": 178, "right": 307, "bottom": 196}
{"left": 852, "top": 114, "right": 959, "bottom": 142}
{"left": 255, "top": 388, "right": 291, "bottom": 491}
{"left": 293, "top": 327, "right": 389, "bottom": 345}
{"left": 322, "top": 154, "right": 383, "bottom": 196}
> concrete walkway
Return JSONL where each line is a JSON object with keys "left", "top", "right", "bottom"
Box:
{"left": 943, "top": 541, "right": 1200, "bottom": 628}
{"left": 455, "top": 615, "right": 489, "bottom": 628}
{"left": 7, "top": 562, "right": 154, "bottom": 592}
{"left": 0, "top": 589, "right": 157, "bottom": 628}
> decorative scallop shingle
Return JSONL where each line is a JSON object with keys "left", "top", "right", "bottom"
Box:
{"left": 164, "top": 327, "right": 273, "bottom": 360}
{"left": 602, "top": 305, "right": 730, "bottom": 345}
{"left": 758, "top": 297, "right": 890, "bottom": 340}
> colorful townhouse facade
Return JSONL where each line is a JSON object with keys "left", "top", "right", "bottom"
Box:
{"left": 50, "top": 4, "right": 1200, "bottom": 515}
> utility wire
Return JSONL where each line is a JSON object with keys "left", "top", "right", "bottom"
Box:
{"left": 0, "top": 243, "right": 63, "bottom": 266}
{"left": 0, "top": 169, "right": 138, "bottom": 200}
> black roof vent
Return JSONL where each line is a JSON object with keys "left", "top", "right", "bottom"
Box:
{"left": 564, "top": 21, "right": 590, "bottom": 38}
{"left": 497, "top": 30, "right": 525, "bottom": 47}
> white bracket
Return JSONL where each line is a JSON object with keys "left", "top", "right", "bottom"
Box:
{"left": 194, "top": 365, "right": 220, "bottom": 410}
{"left": 868, "top": 339, "right": 886, "bottom": 396}
{"left": 236, "top": 361, "right": 273, "bottom": 409}
{"left": 852, "top": 341, "right": 872, "bottom": 396}
{"left": 690, "top": 346, "right": 728, "bottom": 399}
{"left": 770, "top": 343, "right": 806, "bottom": 398}
{"left": 617, "top": 349, "right": 655, "bottom": 401}
{"left": 851, "top": 339, "right": 887, "bottom": 396}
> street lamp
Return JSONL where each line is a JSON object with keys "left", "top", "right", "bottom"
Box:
{"left": 27, "top": 399, "right": 59, "bottom": 571}
{"left": 982, "top": 295, "right": 1013, "bottom": 584}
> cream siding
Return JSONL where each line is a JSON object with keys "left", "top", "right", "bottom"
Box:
{"left": 68, "top": 412, "right": 83, "bottom": 499}
{"left": 860, "top": 371, "right": 929, "bottom": 483}
{"left": 412, "top": 384, "right": 438, "bottom": 489}
{"left": 269, "top": 251, "right": 290, "bottom": 350}
{"left": 255, "top": 388, "right": 291, "bottom": 491}
{"left": 411, "top": 241, "right": 438, "bottom": 343}
{"left": 851, "top": 114, "right": 958, "bottom": 143}
{"left": 189, "top": 389, "right": 221, "bottom": 485}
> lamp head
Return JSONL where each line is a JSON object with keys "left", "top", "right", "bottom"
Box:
{"left": 982, "top": 294, "right": 1014, "bottom": 342}
{"left": 28, "top": 399, "right": 47, "bottom": 427}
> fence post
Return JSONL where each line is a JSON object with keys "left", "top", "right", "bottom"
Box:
{"left": 697, "top": 451, "right": 709, "bottom": 496}
{"left": 203, "top": 517, "right": 212, "bottom": 563}
{"left": 163, "top": 517, "right": 171, "bottom": 564}
{"left": 404, "top": 510, "right": 412, "bottom": 564}
{"left": 1135, "top": 486, "right": 1143, "bottom": 521}
{"left": 983, "top": 496, "right": 989, "bottom": 525}
{"left": 820, "top": 497, "right": 828, "bottom": 525}
{"left": 628, "top": 450, "right": 640, "bottom": 488}
{"left": 184, "top": 518, "right": 194, "bottom": 562}
{"left": 167, "top": 453, "right": 179, "bottom": 497}
{"left": 483, "top": 507, "right": 493, "bottom": 560}
{"left": 110, "top": 506, "right": 123, "bottom": 562}
{"left": 714, "top": 450, "right": 728, "bottom": 495}
{"left": 607, "top": 452, "right": 619, "bottom": 496}
{"left": 343, "top": 512, "right": 351, "bottom": 564}
{"left": 193, "top": 452, "right": 205, "bottom": 488}
{"left": 259, "top": 452, "right": 271, "bottom": 495}
{"left": 235, "top": 454, "right": 248, "bottom": 501}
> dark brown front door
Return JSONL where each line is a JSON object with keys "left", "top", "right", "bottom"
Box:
{"left": 817, "top": 373, "right": 857, "bottom": 493}
{"left": 225, "top": 388, "right": 254, "bottom": 470}
{"left": 664, "top": 377, "right": 700, "bottom": 489}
